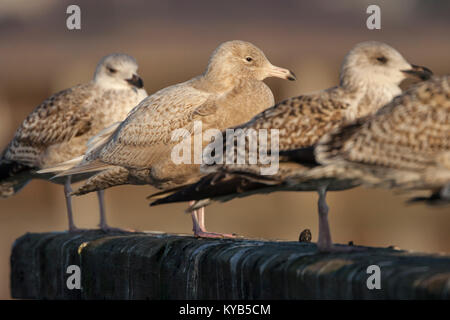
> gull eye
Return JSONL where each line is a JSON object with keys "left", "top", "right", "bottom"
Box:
{"left": 107, "top": 67, "right": 117, "bottom": 73}
{"left": 376, "top": 56, "right": 387, "bottom": 64}
{"left": 245, "top": 56, "right": 253, "bottom": 62}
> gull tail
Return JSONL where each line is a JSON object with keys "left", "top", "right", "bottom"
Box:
{"left": 149, "top": 172, "right": 283, "bottom": 208}
{"left": 37, "top": 156, "right": 84, "bottom": 174}
{"left": 407, "top": 194, "right": 450, "bottom": 206}
{"left": 146, "top": 184, "right": 193, "bottom": 201}
{"left": 0, "top": 160, "right": 34, "bottom": 198}
{"left": 0, "top": 179, "right": 31, "bottom": 198}
{"left": 53, "top": 160, "right": 114, "bottom": 178}
{"left": 407, "top": 186, "right": 450, "bottom": 206}
{"left": 148, "top": 174, "right": 221, "bottom": 206}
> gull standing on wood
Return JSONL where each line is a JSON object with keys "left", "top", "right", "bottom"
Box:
{"left": 149, "top": 41, "right": 432, "bottom": 251}
{"left": 51, "top": 40, "right": 296, "bottom": 238}
{"left": 1, "top": 53, "right": 147, "bottom": 231}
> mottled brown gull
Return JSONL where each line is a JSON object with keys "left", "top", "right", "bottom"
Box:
{"left": 53, "top": 40, "right": 296, "bottom": 237}
{"left": 148, "top": 41, "right": 432, "bottom": 251}
{"left": 1, "top": 53, "right": 147, "bottom": 231}
{"left": 313, "top": 75, "right": 449, "bottom": 205}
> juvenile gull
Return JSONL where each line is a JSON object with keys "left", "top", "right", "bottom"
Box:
{"left": 55, "top": 40, "right": 296, "bottom": 238}
{"left": 1, "top": 53, "right": 147, "bottom": 231}
{"left": 149, "top": 41, "right": 432, "bottom": 251}
{"left": 313, "top": 75, "right": 449, "bottom": 205}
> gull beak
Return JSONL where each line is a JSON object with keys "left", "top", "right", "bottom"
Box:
{"left": 267, "top": 64, "right": 297, "bottom": 81}
{"left": 126, "top": 74, "right": 144, "bottom": 88}
{"left": 402, "top": 64, "right": 433, "bottom": 81}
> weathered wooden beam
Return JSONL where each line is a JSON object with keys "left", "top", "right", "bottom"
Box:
{"left": 10, "top": 231, "right": 450, "bottom": 299}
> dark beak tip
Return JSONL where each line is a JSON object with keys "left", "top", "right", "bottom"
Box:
{"left": 403, "top": 65, "right": 433, "bottom": 81}
{"left": 423, "top": 68, "right": 433, "bottom": 78}
{"left": 137, "top": 77, "right": 144, "bottom": 88}
{"left": 127, "top": 75, "right": 144, "bottom": 89}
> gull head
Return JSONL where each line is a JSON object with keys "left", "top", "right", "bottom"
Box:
{"left": 205, "top": 40, "right": 296, "bottom": 84}
{"left": 340, "top": 41, "right": 432, "bottom": 90}
{"left": 94, "top": 53, "right": 144, "bottom": 90}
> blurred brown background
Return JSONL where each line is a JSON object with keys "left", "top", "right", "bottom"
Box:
{"left": 0, "top": 0, "right": 449, "bottom": 299}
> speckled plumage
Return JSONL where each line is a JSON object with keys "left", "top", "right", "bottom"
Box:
{"left": 313, "top": 75, "right": 450, "bottom": 203}
{"left": 151, "top": 41, "right": 429, "bottom": 203}
{"left": 1, "top": 58, "right": 146, "bottom": 193}
{"left": 63, "top": 41, "right": 295, "bottom": 196}
{"left": 149, "top": 41, "right": 433, "bottom": 249}
{"left": 0, "top": 53, "right": 147, "bottom": 230}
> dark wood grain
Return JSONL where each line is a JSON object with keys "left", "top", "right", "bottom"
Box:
{"left": 10, "top": 231, "right": 450, "bottom": 299}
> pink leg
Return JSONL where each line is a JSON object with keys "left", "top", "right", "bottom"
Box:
{"left": 97, "top": 190, "right": 135, "bottom": 232}
{"left": 316, "top": 186, "right": 367, "bottom": 253}
{"left": 317, "top": 186, "right": 333, "bottom": 251}
{"left": 64, "top": 176, "right": 87, "bottom": 232}
{"left": 189, "top": 201, "right": 236, "bottom": 238}
{"left": 64, "top": 176, "right": 77, "bottom": 232}
{"left": 197, "top": 207, "right": 205, "bottom": 230}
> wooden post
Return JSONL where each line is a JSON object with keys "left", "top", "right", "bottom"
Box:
{"left": 10, "top": 231, "right": 450, "bottom": 299}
